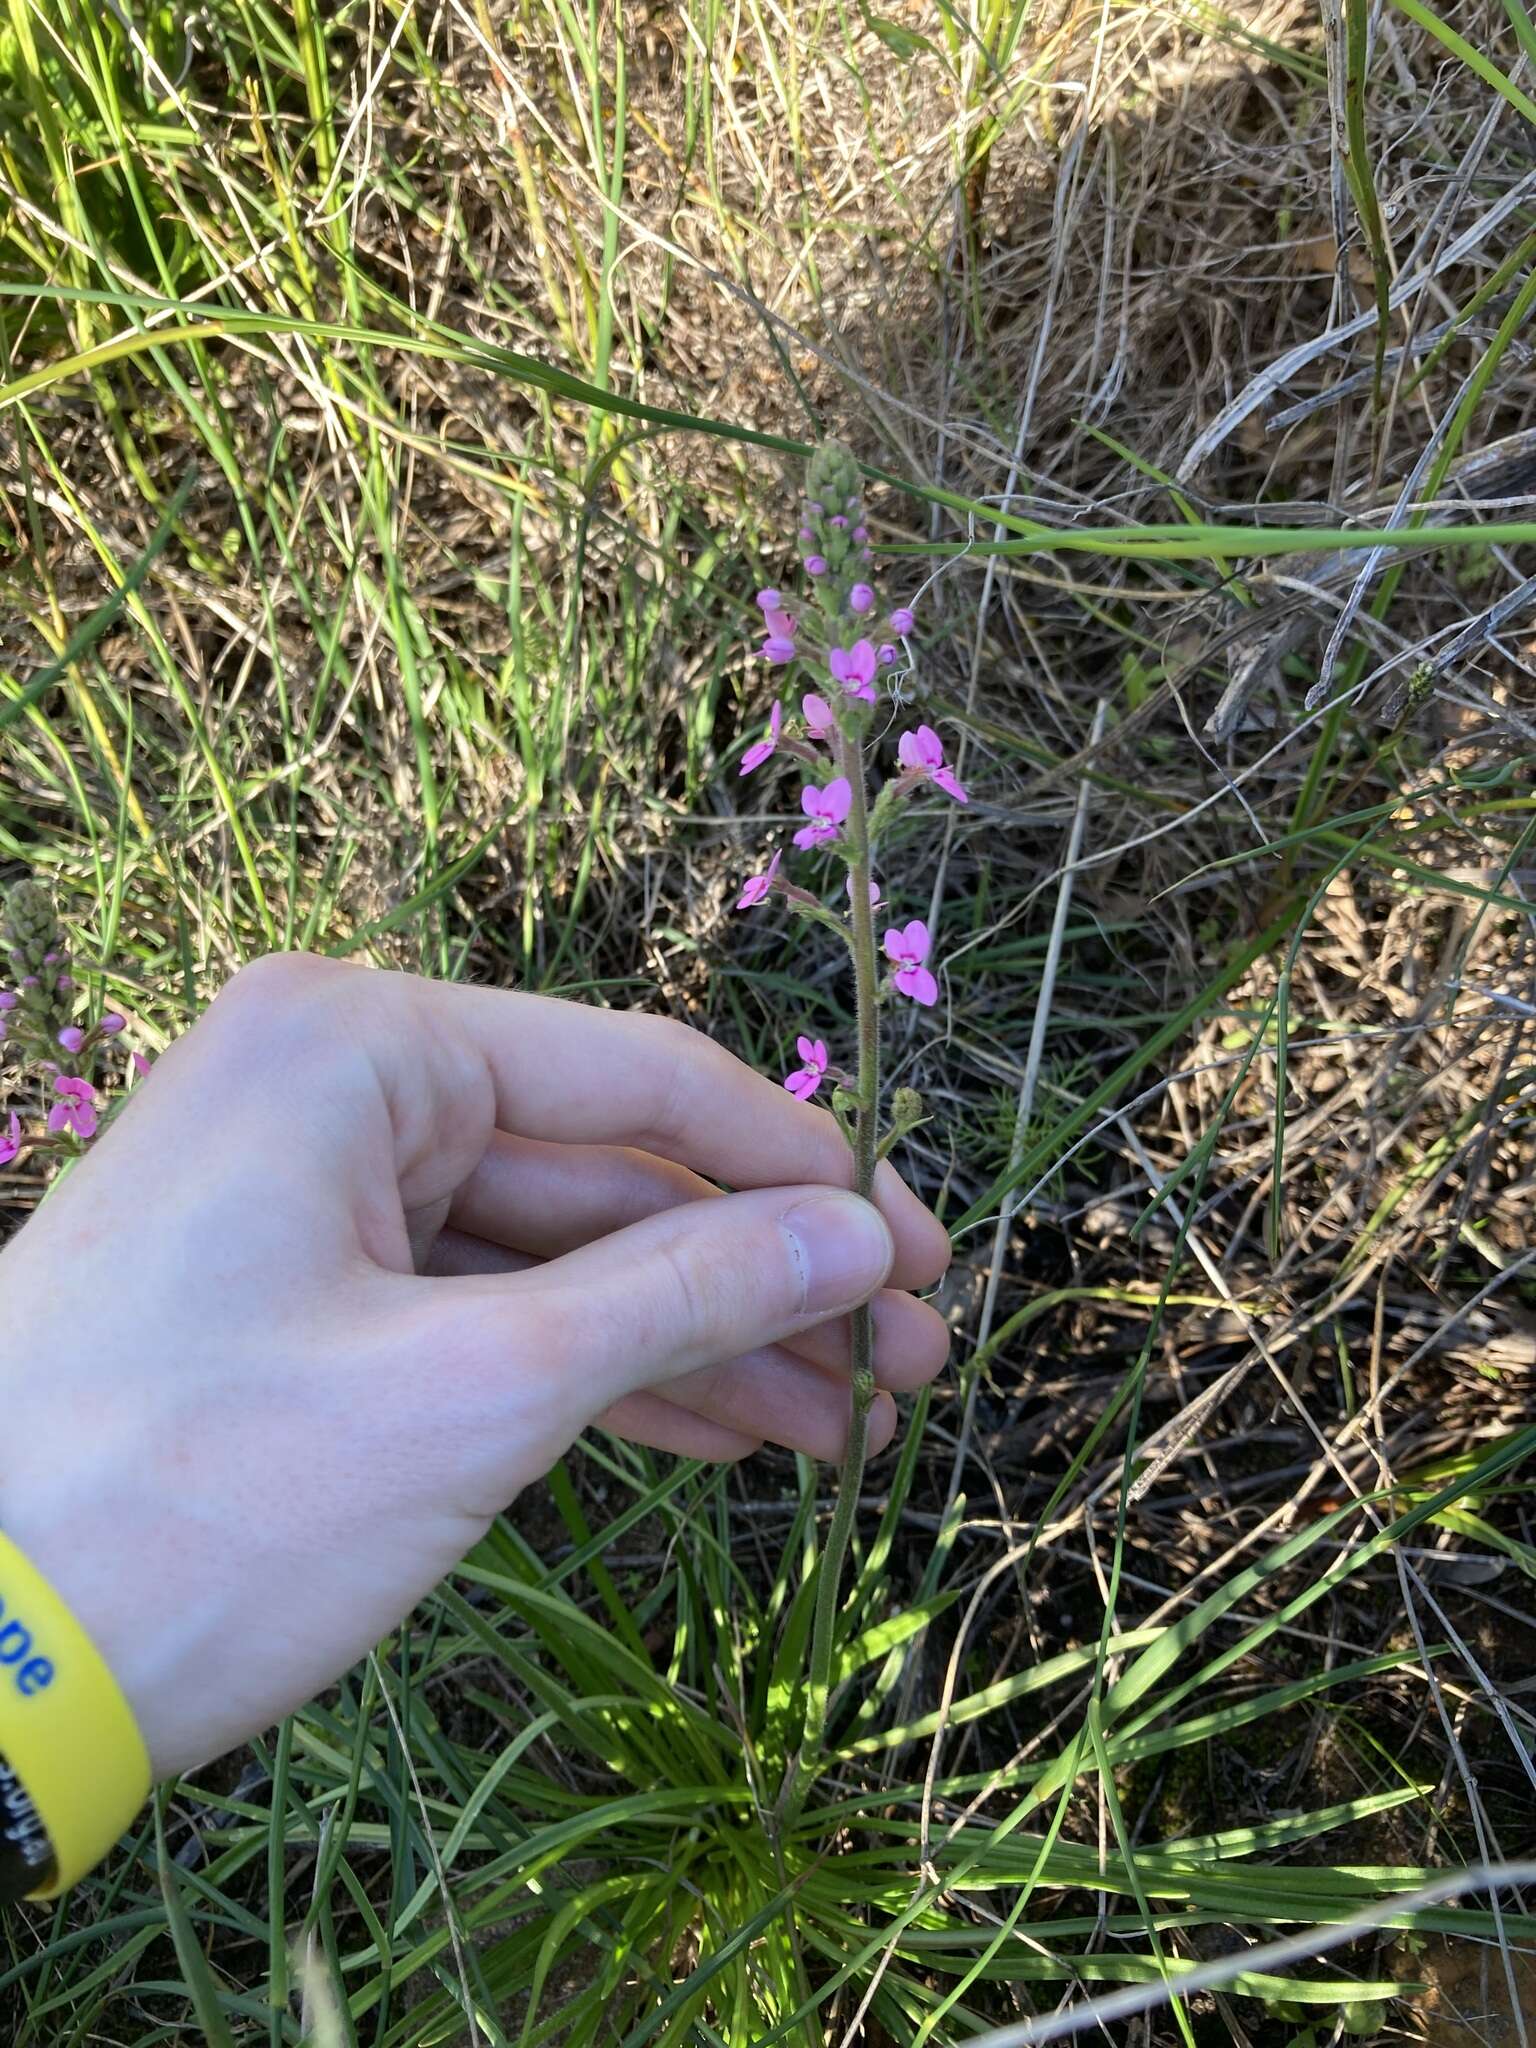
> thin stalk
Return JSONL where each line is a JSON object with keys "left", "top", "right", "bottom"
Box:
{"left": 800, "top": 723, "right": 881, "bottom": 1762}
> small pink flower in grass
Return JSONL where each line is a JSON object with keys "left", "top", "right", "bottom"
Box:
{"left": 758, "top": 604, "right": 797, "bottom": 663}
{"left": 101, "top": 1013, "right": 125, "bottom": 1035}
{"left": 849, "top": 583, "right": 875, "bottom": 614}
{"left": 802, "top": 692, "right": 836, "bottom": 740}
{"left": 889, "top": 607, "right": 915, "bottom": 635}
{"left": 48, "top": 1076, "right": 98, "bottom": 1140}
{"left": 741, "top": 700, "right": 783, "bottom": 774}
{"left": 828, "top": 640, "right": 877, "bottom": 703}
{"left": 57, "top": 1024, "right": 86, "bottom": 1054}
{"left": 736, "top": 848, "right": 781, "bottom": 910}
{"left": 794, "top": 777, "right": 852, "bottom": 849}
{"left": 898, "top": 724, "right": 968, "bottom": 803}
{"left": 884, "top": 921, "right": 939, "bottom": 1007}
{"left": 0, "top": 1113, "right": 20, "bottom": 1166}
{"left": 783, "top": 1035, "right": 828, "bottom": 1100}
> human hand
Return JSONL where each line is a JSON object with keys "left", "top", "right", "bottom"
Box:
{"left": 0, "top": 956, "right": 949, "bottom": 1779}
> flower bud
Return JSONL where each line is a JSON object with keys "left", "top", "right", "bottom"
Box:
{"left": 889, "top": 607, "right": 915, "bottom": 635}
{"left": 100, "top": 1012, "right": 126, "bottom": 1035}
{"left": 849, "top": 583, "right": 875, "bottom": 614}
{"left": 891, "top": 1087, "right": 925, "bottom": 1129}
{"left": 57, "top": 1025, "right": 86, "bottom": 1054}
{"left": 805, "top": 555, "right": 827, "bottom": 577}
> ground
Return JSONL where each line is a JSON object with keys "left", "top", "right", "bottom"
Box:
{"left": 2, "top": 0, "right": 1536, "bottom": 2041}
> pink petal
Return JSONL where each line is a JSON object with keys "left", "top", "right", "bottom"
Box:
{"left": 740, "top": 739, "right": 774, "bottom": 774}
{"left": 897, "top": 730, "right": 923, "bottom": 772}
{"left": 896, "top": 965, "right": 939, "bottom": 1007}
{"left": 761, "top": 636, "right": 797, "bottom": 663}
{"left": 793, "top": 823, "right": 824, "bottom": 849}
{"left": 784, "top": 1070, "right": 821, "bottom": 1100}
{"left": 848, "top": 639, "right": 877, "bottom": 685}
{"left": 801, "top": 783, "right": 825, "bottom": 818}
{"left": 796, "top": 1033, "right": 818, "bottom": 1063}
{"left": 803, "top": 692, "right": 835, "bottom": 737}
{"left": 46, "top": 1103, "right": 70, "bottom": 1134}
{"left": 901, "top": 919, "right": 931, "bottom": 962}
{"left": 822, "top": 778, "right": 852, "bottom": 824}
{"left": 883, "top": 926, "right": 905, "bottom": 964}
{"left": 808, "top": 1039, "right": 828, "bottom": 1069}
{"left": 764, "top": 609, "right": 796, "bottom": 640}
{"left": 934, "top": 767, "right": 968, "bottom": 804}
{"left": 914, "top": 724, "right": 944, "bottom": 767}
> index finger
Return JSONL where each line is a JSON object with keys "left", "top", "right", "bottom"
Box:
{"left": 361, "top": 969, "right": 951, "bottom": 1289}
{"left": 433, "top": 982, "right": 948, "bottom": 1289}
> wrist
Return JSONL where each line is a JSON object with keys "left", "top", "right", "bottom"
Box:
{"left": 0, "top": 1528, "right": 151, "bottom": 1895}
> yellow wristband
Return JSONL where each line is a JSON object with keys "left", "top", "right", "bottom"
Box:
{"left": 0, "top": 1533, "right": 151, "bottom": 1896}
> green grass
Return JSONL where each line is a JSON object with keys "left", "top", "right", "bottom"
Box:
{"left": 6, "top": 0, "right": 1536, "bottom": 2038}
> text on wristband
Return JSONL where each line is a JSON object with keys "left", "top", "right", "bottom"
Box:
{"left": 0, "top": 1598, "right": 55, "bottom": 1696}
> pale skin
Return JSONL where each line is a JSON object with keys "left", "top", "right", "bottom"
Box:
{"left": 0, "top": 955, "right": 950, "bottom": 1781}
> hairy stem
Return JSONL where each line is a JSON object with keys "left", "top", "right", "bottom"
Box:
{"left": 800, "top": 723, "right": 881, "bottom": 1765}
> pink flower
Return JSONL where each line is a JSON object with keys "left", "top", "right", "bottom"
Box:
{"left": 794, "top": 777, "right": 852, "bottom": 849}
{"left": 0, "top": 1112, "right": 20, "bottom": 1166}
{"left": 756, "top": 588, "right": 783, "bottom": 611}
{"left": 802, "top": 692, "right": 836, "bottom": 740}
{"left": 758, "top": 606, "right": 797, "bottom": 663}
{"left": 783, "top": 1035, "right": 828, "bottom": 1100}
{"left": 101, "top": 1013, "right": 126, "bottom": 1035}
{"left": 129, "top": 1051, "right": 152, "bottom": 1081}
{"left": 741, "top": 700, "right": 783, "bottom": 775}
{"left": 57, "top": 1024, "right": 86, "bottom": 1054}
{"left": 849, "top": 583, "right": 875, "bottom": 614}
{"left": 846, "top": 874, "right": 885, "bottom": 911}
{"left": 884, "top": 921, "right": 939, "bottom": 1007}
{"left": 898, "top": 724, "right": 968, "bottom": 804}
{"left": 805, "top": 555, "right": 828, "bottom": 577}
{"left": 736, "top": 848, "right": 782, "bottom": 910}
{"left": 889, "top": 606, "right": 915, "bottom": 635}
{"left": 47, "top": 1076, "right": 98, "bottom": 1140}
{"left": 828, "top": 640, "right": 877, "bottom": 703}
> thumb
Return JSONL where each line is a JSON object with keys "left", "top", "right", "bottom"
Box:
{"left": 492, "top": 1184, "right": 895, "bottom": 1408}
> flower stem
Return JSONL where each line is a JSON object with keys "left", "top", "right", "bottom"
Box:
{"left": 799, "top": 722, "right": 881, "bottom": 1768}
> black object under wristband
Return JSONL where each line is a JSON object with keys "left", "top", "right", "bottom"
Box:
{"left": 0, "top": 1748, "right": 58, "bottom": 1904}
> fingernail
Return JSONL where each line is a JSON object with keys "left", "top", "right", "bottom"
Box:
{"left": 779, "top": 1194, "right": 894, "bottom": 1316}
